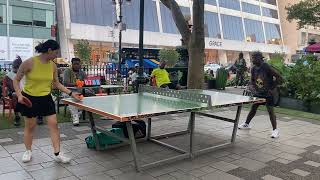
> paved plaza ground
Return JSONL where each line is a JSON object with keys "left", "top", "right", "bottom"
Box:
{"left": 0, "top": 89, "right": 320, "bottom": 180}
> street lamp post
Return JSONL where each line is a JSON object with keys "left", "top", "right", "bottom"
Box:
{"left": 135, "top": 0, "right": 145, "bottom": 92}
{"left": 112, "top": 0, "right": 131, "bottom": 78}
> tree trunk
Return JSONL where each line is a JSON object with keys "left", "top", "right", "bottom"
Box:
{"left": 187, "top": 0, "right": 204, "bottom": 89}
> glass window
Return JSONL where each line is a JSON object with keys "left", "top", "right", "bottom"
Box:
{"left": 264, "top": 22, "right": 281, "bottom": 44}
{"left": 204, "top": 11, "right": 221, "bottom": 38}
{"left": 219, "top": 0, "right": 240, "bottom": 11}
{"left": 33, "top": 9, "right": 46, "bottom": 27}
{"left": 261, "top": 0, "right": 277, "bottom": 5}
{"left": 262, "top": 7, "right": 278, "bottom": 19}
{"left": 12, "top": 6, "right": 32, "bottom": 26}
{"left": 161, "top": 4, "right": 190, "bottom": 34}
{"left": 69, "top": 0, "right": 115, "bottom": 26}
{"left": 205, "top": 0, "right": 216, "bottom": 6}
{"left": 123, "top": 0, "right": 159, "bottom": 32}
{"left": 221, "top": 14, "right": 244, "bottom": 41}
{"left": 244, "top": 19, "right": 265, "bottom": 43}
{"left": 242, "top": 2, "right": 260, "bottom": 15}
{"left": 0, "top": 5, "right": 6, "bottom": 23}
{"left": 46, "top": 10, "right": 54, "bottom": 28}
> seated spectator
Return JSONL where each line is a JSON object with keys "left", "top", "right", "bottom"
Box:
{"left": 63, "top": 58, "right": 86, "bottom": 126}
{"left": 130, "top": 63, "right": 149, "bottom": 84}
{"left": 151, "top": 60, "right": 180, "bottom": 90}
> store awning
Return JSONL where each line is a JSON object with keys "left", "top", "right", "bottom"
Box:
{"left": 305, "top": 43, "right": 320, "bottom": 53}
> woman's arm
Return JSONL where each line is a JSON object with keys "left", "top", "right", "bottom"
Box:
{"left": 13, "top": 60, "right": 30, "bottom": 98}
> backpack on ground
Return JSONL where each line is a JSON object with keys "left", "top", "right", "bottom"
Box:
{"left": 85, "top": 128, "right": 124, "bottom": 150}
{"left": 112, "top": 120, "right": 146, "bottom": 139}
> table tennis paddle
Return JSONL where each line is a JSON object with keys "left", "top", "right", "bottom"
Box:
{"left": 22, "top": 96, "right": 32, "bottom": 108}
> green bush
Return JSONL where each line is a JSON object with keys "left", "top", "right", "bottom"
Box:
{"left": 159, "top": 49, "right": 180, "bottom": 68}
{"left": 287, "top": 55, "right": 320, "bottom": 110}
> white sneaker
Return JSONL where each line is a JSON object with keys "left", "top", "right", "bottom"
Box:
{"left": 271, "top": 129, "right": 280, "bottom": 138}
{"left": 22, "top": 150, "right": 32, "bottom": 163}
{"left": 238, "top": 123, "right": 251, "bottom": 130}
{"left": 55, "top": 152, "right": 71, "bottom": 163}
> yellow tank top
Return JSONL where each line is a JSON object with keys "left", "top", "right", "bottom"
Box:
{"left": 23, "top": 56, "right": 54, "bottom": 96}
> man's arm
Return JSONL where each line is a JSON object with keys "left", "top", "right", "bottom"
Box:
{"left": 269, "top": 66, "right": 283, "bottom": 89}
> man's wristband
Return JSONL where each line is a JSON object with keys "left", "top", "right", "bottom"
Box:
{"left": 68, "top": 91, "right": 73, "bottom": 96}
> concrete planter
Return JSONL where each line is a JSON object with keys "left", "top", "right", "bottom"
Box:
{"left": 279, "top": 97, "right": 320, "bottom": 114}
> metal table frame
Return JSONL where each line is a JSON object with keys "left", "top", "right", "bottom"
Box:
{"left": 63, "top": 86, "right": 264, "bottom": 171}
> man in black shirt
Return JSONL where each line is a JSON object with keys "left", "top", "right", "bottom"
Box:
{"left": 238, "top": 51, "right": 283, "bottom": 138}
{"left": 234, "top": 52, "right": 247, "bottom": 88}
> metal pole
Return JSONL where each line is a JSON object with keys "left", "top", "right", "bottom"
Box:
{"left": 135, "top": 0, "right": 144, "bottom": 92}
{"left": 138, "top": 0, "right": 144, "bottom": 76}
{"left": 6, "top": 0, "right": 9, "bottom": 62}
{"left": 118, "top": 0, "right": 123, "bottom": 78}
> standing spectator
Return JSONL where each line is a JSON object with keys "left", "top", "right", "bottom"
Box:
{"left": 234, "top": 52, "right": 247, "bottom": 88}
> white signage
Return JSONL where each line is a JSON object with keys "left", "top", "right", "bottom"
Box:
{"left": 9, "top": 37, "right": 34, "bottom": 61}
{"left": 0, "top": 36, "right": 8, "bottom": 61}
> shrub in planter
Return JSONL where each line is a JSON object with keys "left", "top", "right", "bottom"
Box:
{"left": 287, "top": 55, "right": 320, "bottom": 111}
{"left": 204, "top": 72, "right": 215, "bottom": 89}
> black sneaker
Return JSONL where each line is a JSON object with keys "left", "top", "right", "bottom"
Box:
{"left": 37, "top": 116, "right": 44, "bottom": 125}
{"left": 14, "top": 116, "right": 21, "bottom": 127}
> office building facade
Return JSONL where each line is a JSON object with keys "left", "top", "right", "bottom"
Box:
{"left": 57, "top": 0, "right": 289, "bottom": 65}
{"left": 0, "top": 0, "right": 55, "bottom": 63}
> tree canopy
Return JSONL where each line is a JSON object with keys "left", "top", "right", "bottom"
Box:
{"left": 286, "top": 0, "right": 320, "bottom": 29}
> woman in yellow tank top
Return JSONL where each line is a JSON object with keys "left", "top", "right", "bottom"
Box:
{"left": 13, "top": 40, "right": 80, "bottom": 164}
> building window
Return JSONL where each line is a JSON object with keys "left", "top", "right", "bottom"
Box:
{"left": 123, "top": 0, "right": 159, "bottom": 32}
{"left": 46, "top": 10, "right": 54, "bottom": 28}
{"left": 264, "top": 22, "right": 281, "bottom": 44}
{"left": 12, "top": 6, "right": 33, "bottom": 26}
{"left": 0, "top": 5, "right": 6, "bottom": 23}
{"left": 219, "top": 0, "right": 240, "bottom": 11}
{"left": 33, "top": 9, "right": 46, "bottom": 27}
{"left": 161, "top": 4, "right": 190, "bottom": 34}
{"left": 242, "top": 2, "right": 260, "bottom": 15}
{"left": 261, "top": 0, "right": 277, "bottom": 6}
{"left": 204, "top": 11, "right": 221, "bottom": 38}
{"left": 69, "top": 0, "right": 115, "bottom": 26}
{"left": 244, "top": 19, "right": 265, "bottom": 43}
{"left": 262, "top": 7, "right": 278, "bottom": 19}
{"left": 205, "top": 0, "right": 216, "bottom": 6}
{"left": 221, "top": 14, "right": 244, "bottom": 41}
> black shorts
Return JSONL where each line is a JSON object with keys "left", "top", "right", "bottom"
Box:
{"left": 160, "top": 83, "right": 177, "bottom": 90}
{"left": 255, "top": 94, "right": 274, "bottom": 107}
{"left": 17, "top": 92, "right": 56, "bottom": 118}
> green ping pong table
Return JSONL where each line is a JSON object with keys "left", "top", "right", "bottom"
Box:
{"left": 62, "top": 85, "right": 265, "bottom": 171}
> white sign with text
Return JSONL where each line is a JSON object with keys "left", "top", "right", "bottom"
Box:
{"left": 0, "top": 36, "right": 8, "bottom": 61}
{"left": 9, "top": 37, "right": 34, "bottom": 61}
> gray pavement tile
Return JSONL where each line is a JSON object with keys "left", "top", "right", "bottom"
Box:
{"left": 147, "top": 165, "right": 177, "bottom": 177}
{"left": 276, "top": 153, "right": 301, "bottom": 161}
{"left": 33, "top": 138, "right": 53, "bottom": 147}
{"left": 262, "top": 174, "right": 283, "bottom": 180}
{"left": 199, "top": 166, "right": 217, "bottom": 173}
{"left": 12, "top": 150, "right": 53, "bottom": 166}
{"left": 0, "top": 150, "right": 10, "bottom": 158}
{"left": 257, "top": 147, "right": 283, "bottom": 156}
{"left": 79, "top": 172, "right": 113, "bottom": 180}
{"left": 30, "top": 166, "right": 72, "bottom": 180}
{"left": 65, "top": 162, "right": 107, "bottom": 177}
{"left": 188, "top": 169, "right": 208, "bottom": 177}
{"left": 95, "top": 158, "right": 127, "bottom": 170}
{"left": 58, "top": 176, "right": 80, "bottom": 180}
{"left": 274, "top": 158, "right": 292, "bottom": 165}
{"left": 0, "top": 138, "right": 13, "bottom": 143}
{"left": 231, "top": 158, "right": 266, "bottom": 171}
{"left": 169, "top": 170, "right": 200, "bottom": 180}
{"left": 114, "top": 172, "right": 157, "bottom": 180}
{"left": 62, "top": 139, "right": 85, "bottom": 146}
{"left": 72, "top": 126, "right": 91, "bottom": 132}
{"left": 156, "top": 174, "right": 176, "bottom": 180}
{"left": 4, "top": 143, "right": 38, "bottom": 154}
{"left": 75, "top": 133, "right": 91, "bottom": 141}
{"left": 0, "top": 156, "right": 24, "bottom": 173}
{"left": 209, "top": 161, "right": 239, "bottom": 172}
{"left": 105, "top": 168, "right": 123, "bottom": 177}
{"left": 74, "top": 157, "right": 92, "bottom": 164}
{"left": 0, "top": 170, "right": 32, "bottom": 180}
{"left": 40, "top": 161, "right": 60, "bottom": 168}
{"left": 200, "top": 170, "right": 242, "bottom": 180}
{"left": 24, "top": 164, "right": 43, "bottom": 172}
{"left": 242, "top": 151, "right": 278, "bottom": 163}
{"left": 304, "top": 160, "right": 320, "bottom": 167}
{"left": 290, "top": 169, "right": 310, "bottom": 177}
